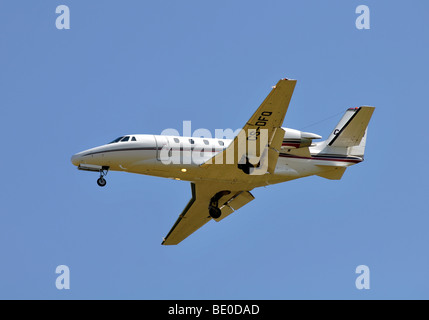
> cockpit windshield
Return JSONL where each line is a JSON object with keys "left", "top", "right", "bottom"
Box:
{"left": 108, "top": 136, "right": 124, "bottom": 144}
{"left": 108, "top": 136, "right": 137, "bottom": 144}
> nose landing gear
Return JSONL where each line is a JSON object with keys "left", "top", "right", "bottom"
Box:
{"left": 97, "top": 167, "right": 109, "bottom": 187}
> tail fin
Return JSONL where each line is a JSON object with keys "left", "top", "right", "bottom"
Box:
{"left": 325, "top": 106, "right": 375, "bottom": 157}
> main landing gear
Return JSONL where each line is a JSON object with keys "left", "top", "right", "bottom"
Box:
{"left": 97, "top": 167, "right": 109, "bottom": 187}
{"left": 208, "top": 190, "right": 231, "bottom": 219}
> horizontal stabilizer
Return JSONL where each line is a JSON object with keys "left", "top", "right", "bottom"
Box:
{"left": 316, "top": 166, "right": 347, "bottom": 180}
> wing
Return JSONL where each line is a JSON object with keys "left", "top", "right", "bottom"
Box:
{"left": 163, "top": 79, "right": 296, "bottom": 245}
{"left": 201, "top": 78, "right": 296, "bottom": 177}
{"left": 162, "top": 183, "right": 254, "bottom": 245}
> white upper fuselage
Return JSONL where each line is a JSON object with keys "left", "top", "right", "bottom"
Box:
{"left": 71, "top": 132, "right": 362, "bottom": 188}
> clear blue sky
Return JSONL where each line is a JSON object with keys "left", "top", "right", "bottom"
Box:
{"left": 1, "top": 0, "right": 428, "bottom": 299}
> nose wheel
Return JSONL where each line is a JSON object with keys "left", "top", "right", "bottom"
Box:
{"left": 97, "top": 168, "right": 109, "bottom": 187}
{"left": 97, "top": 177, "right": 107, "bottom": 187}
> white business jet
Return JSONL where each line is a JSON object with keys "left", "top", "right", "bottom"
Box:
{"left": 71, "top": 78, "right": 374, "bottom": 245}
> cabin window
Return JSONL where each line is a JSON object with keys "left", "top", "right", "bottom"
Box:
{"left": 174, "top": 138, "right": 180, "bottom": 143}
{"left": 218, "top": 140, "right": 224, "bottom": 146}
{"left": 203, "top": 140, "right": 209, "bottom": 145}
{"left": 189, "top": 139, "right": 195, "bottom": 144}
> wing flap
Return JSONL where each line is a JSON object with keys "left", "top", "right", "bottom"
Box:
{"left": 267, "top": 127, "right": 286, "bottom": 174}
{"left": 215, "top": 191, "right": 255, "bottom": 222}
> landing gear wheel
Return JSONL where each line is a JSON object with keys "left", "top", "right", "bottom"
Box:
{"left": 97, "top": 167, "right": 109, "bottom": 187}
{"left": 209, "top": 206, "right": 221, "bottom": 219}
{"left": 97, "top": 177, "right": 106, "bottom": 187}
{"left": 208, "top": 190, "right": 230, "bottom": 219}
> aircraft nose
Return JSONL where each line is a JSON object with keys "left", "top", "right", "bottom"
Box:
{"left": 71, "top": 153, "right": 82, "bottom": 166}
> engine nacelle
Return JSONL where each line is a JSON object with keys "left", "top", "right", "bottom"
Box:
{"left": 281, "top": 128, "right": 322, "bottom": 149}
